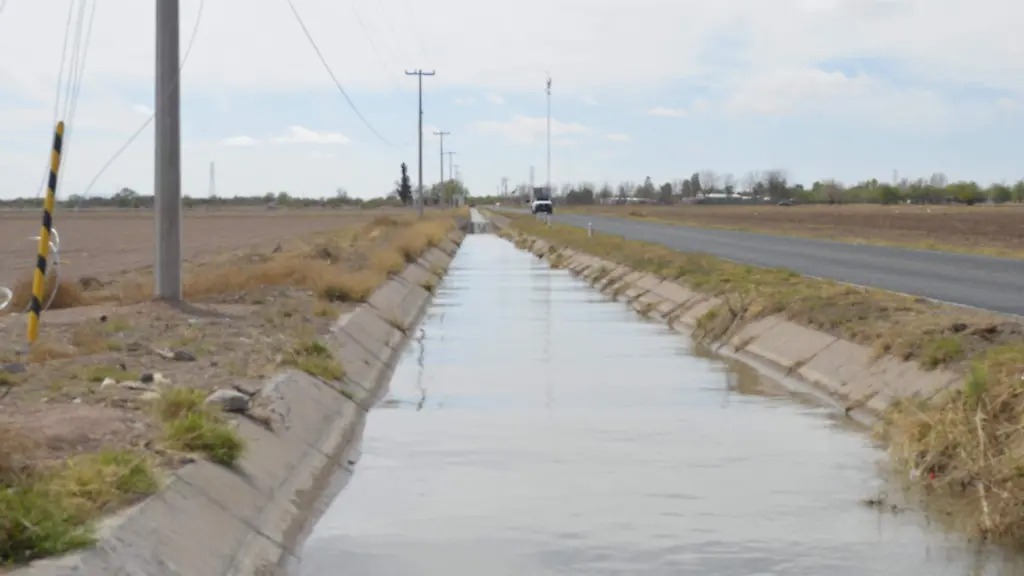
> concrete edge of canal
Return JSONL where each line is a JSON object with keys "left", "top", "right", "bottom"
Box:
{"left": 11, "top": 230, "right": 467, "bottom": 576}
{"left": 483, "top": 210, "right": 960, "bottom": 426}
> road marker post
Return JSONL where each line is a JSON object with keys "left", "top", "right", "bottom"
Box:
{"left": 27, "top": 121, "right": 65, "bottom": 344}
{"left": 588, "top": 222, "right": 593, "bottom": 237}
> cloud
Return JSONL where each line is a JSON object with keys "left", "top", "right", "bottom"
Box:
{"left": 646, "top": 106, "right": 687, "bottom": 118}
{"left": 272, "top": 125, "right": 350, "bottom": 145}
{"left": 486, "top": 93, "right": 505, "bottom": 105}
{"left": 606, "top": 133, "right": 631, "bottom": 142}
{"left": 720, "top": 66, "right": 954, "bottom": 128}
{"left": 219, "top": 126, "right": 349, "bottom": 147}
{"left": 473, "top": 114, "right": 591, "bottom": 144}
{"left": 221, "top": 136, "right": 259, "bottom": 147}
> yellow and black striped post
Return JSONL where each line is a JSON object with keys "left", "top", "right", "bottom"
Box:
{"left": 27, "top": 121, "right": 65, "bottom": 344}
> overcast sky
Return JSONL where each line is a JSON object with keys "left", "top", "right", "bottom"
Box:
{"left": 1, "top": 0, "right": 1023, "bottom": 200}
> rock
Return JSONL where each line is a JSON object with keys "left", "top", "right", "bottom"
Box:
{"left": 172, "top": 350, "right": 197, "bottom": 362}
{"left": 232, "top": 381, "right": 261, "bottom": 396}
{"left": 2, "top": 363, "right": 26, "bottom": 374}
{"left": 138, "top": 391, "right": 162, "bottom": 402}
{"left": 121, "top": 381, "right": 150, "bottom": 391}
{"left": 152, "top": 348, "right": 175, "bottom": 360}
{"left": 125, "top": 341, "right": 143, "bottom": 352}
{"left": 140, "top": 372, "right": 155, "bottom": 384}
{"left": 78, "top": 276, "right": 103, "bottom": 291}
{"left": 100, "top": 377, "right": 117, "bottom": 390}
{"left": 154, "top": 373, "right": 171, "bottom": 386}
{"left": 205, "top": 389, "right": 249, "bottom": 413}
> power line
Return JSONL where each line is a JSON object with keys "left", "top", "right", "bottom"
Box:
{"left": 79, "top": 0, "right": 206, "bottom": 200}
{"left": 284, "top": 0, "right": 397, "bottom": 146}
{"left": 57, "top": 0, "right": 98, "bottom": 197}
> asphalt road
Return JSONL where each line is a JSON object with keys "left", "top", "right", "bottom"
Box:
{"left": 501, "top": 209, "right": 1024, "bottom": 316}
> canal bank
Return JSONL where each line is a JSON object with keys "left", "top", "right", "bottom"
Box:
{"left": 294, "top": 232, "right": 1022, "bottom": 575}
{"left": 12, "top": 231, "right": 465, "bottom": 576}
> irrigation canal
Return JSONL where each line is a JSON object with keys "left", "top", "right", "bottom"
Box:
{"left": 294, "top": 232, "right": 1021, "bottom": 575}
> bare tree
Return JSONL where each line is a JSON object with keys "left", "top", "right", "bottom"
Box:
{"left": 721, "top": 173, "right": 736, "bottom": 196}
{"left": 764, "top": 169, "right": 789, "bottom": 201}
{"left": 929, "top": 172, "right": 948, "bottom": 188}
{"left": 598, "top": 183, "right": 614, "bottom": 202}
{"left": 742, "top": 171, "right": 761, "bottom": 194}
{"left": 699, "top": 170, "right": 719, "bottom": 193}
{"left": 616, "top": 181, "right": 634, "bottom": 199}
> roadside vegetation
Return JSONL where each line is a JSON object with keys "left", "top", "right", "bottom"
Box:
{"left": 475, "top": 171, "right": 1024, "bottom": 259}
{"left": 0, "top": 209, "right": 462, "bottom": 566}
{"left": 502, "top": 213, "right": 1024, "bottom": 545}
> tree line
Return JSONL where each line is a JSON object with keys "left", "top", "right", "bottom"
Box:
{"left": 496, "top": 171, "right": 1024, "bottom": 206}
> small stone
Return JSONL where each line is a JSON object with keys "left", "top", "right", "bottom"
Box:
{"left": 121, "top": 381, "right": 149, "bottom": 391}
{"left": 153, "top": 373, "right": 171, "bottom": 386}
{"left": 2, "top": 363, "right": 26, "bottom": 374}
{"left": 138, "top": 391, "right": 162, "bottom": 402}
{"left": 100, "top": 377, "right": 117, "bottom": 390}
{"left": 72, "top": 397, "right": 82, "bottom": 404}
{"left": 140, "top": 372, "right": 155, "bottom": 384}
{"left": 172, "top": 350, "right": 197, "bottom": 362}
{"left": 153, "top": 348, "right": 175, "bottom": 360}
{"left": 205, "top": 389, "right": 249, "bottom": 413}
{"left": 125, "top": 341, "right": 143, "bottom": 352}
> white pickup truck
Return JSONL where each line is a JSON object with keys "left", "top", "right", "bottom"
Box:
{"left": 531, "top": 199, "right": 553, "bottom": 214}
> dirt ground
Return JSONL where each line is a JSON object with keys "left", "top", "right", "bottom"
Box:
{"left": 567, "top": 204, "right": 1024, "bottom": 258}
{"left": 0, "top": 207, "right": 382, "bottom": 288}
{"left": 0, "top": 209, "right": 460, "bottom": 564}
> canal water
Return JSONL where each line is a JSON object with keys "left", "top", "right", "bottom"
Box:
{"left": 296, "top": 234, "right": 1020, "bottom": 575}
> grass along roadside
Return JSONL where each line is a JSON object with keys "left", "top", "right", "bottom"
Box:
{"left": 0, "top": 211, "right": 462, "bottom": 567}
{"left": 560, "top": 205, "right": 1024, "bottom": 260}
{"left": 504, "top": 214, "right": 1024, "bottom": 544}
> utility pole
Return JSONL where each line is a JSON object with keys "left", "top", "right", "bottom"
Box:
{"left": 208, "top": 161, "right": 215, "bottom": 198}
{"left": 405, "top": 69, "right": 435, "bottom": 217}
{"left": 433, "top": 130, "right": 449, "bottom": 184}
{"left": 546, "top": 75, "right": 552, "bottom": 197}
{"left": 155, "top": 0, "right": 182, "bottom": 301}
{"left": 502, "top": 176, "right": 508, "bottom": 196}
{"left": 446, "top": 151, "right": 456, "bottom": 183}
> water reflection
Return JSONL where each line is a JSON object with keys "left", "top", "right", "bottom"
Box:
{"left": 296, "top": 234, "right": 1024, "bottom": 576}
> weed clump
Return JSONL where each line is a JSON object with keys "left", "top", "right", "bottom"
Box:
{"left": 283, "top": 340, "right": 345, "bottom": 381}
{"left": 0, "top": 447, "right": 158, "bottom": 565}
{"left": 156, "top": 388, "right": 245, "bottom": 466}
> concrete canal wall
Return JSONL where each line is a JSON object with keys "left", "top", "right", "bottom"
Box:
{"left": 14, "top": 232, "right": 466, "bottom": 576}
{"left": 487, "top": 212, "right": 959, "bottom": 423}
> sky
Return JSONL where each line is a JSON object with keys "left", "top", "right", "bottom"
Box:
{"left": 1, "top": 0, "right": 1024, "bottom": 201}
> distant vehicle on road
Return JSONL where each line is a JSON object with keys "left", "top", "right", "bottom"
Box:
{"left": 532, "top": 199, "right": 553, "bottom": 214}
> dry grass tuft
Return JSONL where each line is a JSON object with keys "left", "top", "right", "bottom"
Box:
{"left": 881, "top": 344, "right": 1024, "bottom": 543}
{"left": 4, "top": 276, "right": 89, "bottom": 313}
{"left": 0, "top": 424, "right": 39, "bottom": 484}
